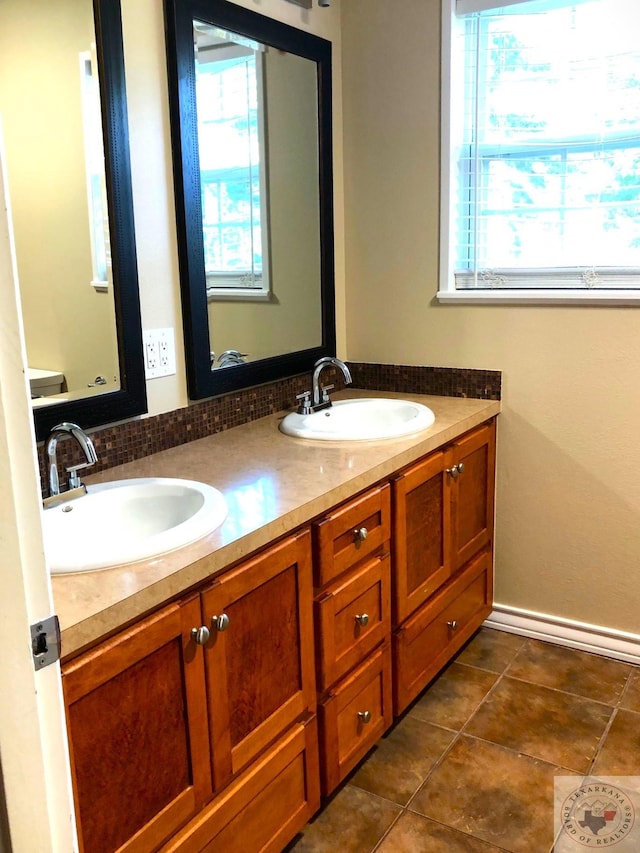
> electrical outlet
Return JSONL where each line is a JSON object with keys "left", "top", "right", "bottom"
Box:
{"left": 143, "top": 328, "right": 176, "bottom": 379}
{"left": 145, "top": 338, "right": 159, "bottom": 371}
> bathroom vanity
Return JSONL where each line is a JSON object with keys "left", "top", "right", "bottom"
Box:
{"left": 54, "top": 391, "right": 499, "bottom": 853}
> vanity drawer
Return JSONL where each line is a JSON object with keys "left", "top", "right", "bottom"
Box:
{"left": 318, "top": 643, "right": 392, "bottom": 796}
{"left": 393, "top": 548, "right": 493, "bottom": 715}
{"left": 315, "top": 552, "right": 390, "bottom": 692}
{"left": 313, "top": 484, "right": 390, "bottom": 587}
{"left": 161, "top": 717, "right": 320, "bottom": 853}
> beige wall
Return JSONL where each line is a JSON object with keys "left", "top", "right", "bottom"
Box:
{"left": 341, "top": 0, "right": 640, "bottom": 634}
{"left": 0, "top": 0, "right": 119, "bottom": 393}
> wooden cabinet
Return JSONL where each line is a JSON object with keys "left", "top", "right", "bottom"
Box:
{"left": 62, "top": 416, "right": 497, "bottom": 850}
{"left": 62, "top": 596, "right": 212, "bottom": 853}
{"left": 392, "top": 420, "right": 496, "bottom": 714}
{"left": 313, "top": 484, "right": 393, "bottom": 796}
{"left": 63, "top": 530, "right": 318, "bottom": 853}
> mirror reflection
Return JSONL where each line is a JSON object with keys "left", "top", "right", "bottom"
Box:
{"left": 193, "top": 20, "right": 322, "bottom": 368}
{"left": 165, "top": 0, "right": 335, "bottom": 400}
{"left": 0, "top": 0, "right": 119, "bottom": 403}
{"left": 0, "top": 0, "right": 145, "bottom": 441}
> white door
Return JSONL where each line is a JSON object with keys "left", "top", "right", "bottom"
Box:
{"left": 0, "top": 122, "right": 77, "bottom": 851}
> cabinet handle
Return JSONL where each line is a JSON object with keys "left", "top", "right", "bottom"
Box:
{"left": 353, "top": 527, "right": 368, "bottom": 543}
{"left": 358, "top": 710, "right": 372, "bottom": 724}
{"left": 211, "top": 613, "right": 230, "bottom": 632}
{"left": 191, "top": 626, "right": 210, "bottom": 645}
{"left": 457, "top": 462, "right": 465, "bottom": 475}
{"left": 446, "top": 464, "right": 461, "bottom": 479}
{"left": 354, "top": 613, "right": 369, "bottom": 627}
{"left": 447, "top": 620, "right": 459, "bottom": 632}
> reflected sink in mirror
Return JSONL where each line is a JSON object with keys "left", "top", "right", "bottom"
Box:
{"left": 43, "top": 478, "right": 227, "bottom": 574}
{"left": 280, "top": 398, "right": 435, "bottom": 442}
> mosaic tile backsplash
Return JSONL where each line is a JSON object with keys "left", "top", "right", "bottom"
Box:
{"left": 37, "top": 362, "right": 501, "bottom": 494}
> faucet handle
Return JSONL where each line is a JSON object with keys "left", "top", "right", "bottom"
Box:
{"left": 321, "top": 384, "right": 334, "bottom": 404}
{"left": 295, "top": 391, "right": 313, "bottom": 415}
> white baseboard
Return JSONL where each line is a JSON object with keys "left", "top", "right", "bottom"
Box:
{"left": 484, "top": 604, "right": 640, "bottom": 666}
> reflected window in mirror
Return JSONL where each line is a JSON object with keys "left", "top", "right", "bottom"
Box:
{"left": 79, "top": 48, "right": 110, "bottom": 291}
{"left": 165, "top": 0, "right": 336, "bottom": 400}
{"left": 195, "top": 23, "right": 270, "bottom": 301}
{"left": 0, "top": 0, "right": 146, "bottom": 441}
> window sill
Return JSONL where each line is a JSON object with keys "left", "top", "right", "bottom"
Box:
{"left": 437, "top": 289, "right": 640, "bottom": 306}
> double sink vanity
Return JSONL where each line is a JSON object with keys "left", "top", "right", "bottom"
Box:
{"left": 50, "top": 389, "right": 499, "bottom": 853}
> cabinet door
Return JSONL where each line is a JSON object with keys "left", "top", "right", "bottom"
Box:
{"left": 392, "top": 450, "right": 452, "bottom": 626}
{"left": 450, "top": 420, "right": 496, "bottom": 571}
{"left": 160, "top": 718, "right": 320, "bottom": 853}
{"left": 201, "top": 530, "right": 316, "bottom": 791}
{"left": 62, "top": 596, "right": 212, "bottom": 853}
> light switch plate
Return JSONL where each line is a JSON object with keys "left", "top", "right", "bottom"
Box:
{"left": 143, "top": 328, "right": 176, "bottom": 379}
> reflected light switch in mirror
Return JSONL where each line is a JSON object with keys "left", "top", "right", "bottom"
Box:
{"left": 143, "top": 328, "right": 176, "bottom": 379}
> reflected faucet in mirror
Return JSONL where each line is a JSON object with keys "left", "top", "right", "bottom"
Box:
{"left": 211, "top": 350, "right": 249, "bottom": 370}
{"left": 45, "top": 422, "right": 98, "bottom": 500}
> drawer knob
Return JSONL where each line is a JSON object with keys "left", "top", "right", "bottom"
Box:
{"left": 353, "top": 526, "right": 368, "bottom": 543}
{"left": 355, "top": 613, "right": 370, "bottom": 627}
{"left": 211, "top": 613, "right": 230, "bottom": 632}
{"left": 447, "top": 620, "right": 459, "bottom": 632}
{"left": 191, "top": 626, "right": 210, "bottom": 645}
{"left": 358, "top": 710, "right": 372, "bottom": 724}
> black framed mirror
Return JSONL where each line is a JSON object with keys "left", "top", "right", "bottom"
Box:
{"left": 164, "top": 0, "right": 336, "bottom": 399}
{"left": 0, "top": 0, "right": 146, "bottom": 441}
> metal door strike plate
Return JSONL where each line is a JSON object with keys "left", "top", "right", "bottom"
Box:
{"left": 30, "top": 615, "right": 61, "bottom": 670}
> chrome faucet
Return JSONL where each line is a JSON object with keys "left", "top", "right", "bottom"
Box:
{"left": 46, "top": 422, "right": 98, "bottom": 497}
{"left": 311, "top": 357, "right": 353, "bottom": 409}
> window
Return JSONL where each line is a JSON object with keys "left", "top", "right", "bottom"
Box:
{"left": 439, "top": 0, "right": 640, "bottom": 303}
{"left": 195, "top": 31, "right": 270, "bottom": 300}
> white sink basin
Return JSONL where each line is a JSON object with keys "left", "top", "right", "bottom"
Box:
{"left": 43, "top": 478, "right": 227, "bottom": 574}
{"left": 280, "top": 398, "right": 435, "bottom": 441}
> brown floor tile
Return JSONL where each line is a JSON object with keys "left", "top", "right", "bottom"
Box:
{"left": 465, "top": 677, "right": 612, "bottom": 773}
{"left": 410, "top": 735, "right": 567, "bottom": 853}
{"left": 286, "top": 784, "right": 401, "bottom": 852}
{"left": 376, "top": 812, "right": 508, "bottom": 852}
{"left": 592, "top": 709, "right": 640, "bottom": 776}
{"left": 621, "top": 668, "right": 640, "bottom": 712}
{"left": 455, "top": 628, "right": 527, "bottom": 674}
{"left": 349, "top": 716, "right": 455, "bottom": 806}
{"left": 408, "top": 663, "right": 498, "bottom": 731}
{"left": 506, "top": 640, "right": 633, "bottom": 705}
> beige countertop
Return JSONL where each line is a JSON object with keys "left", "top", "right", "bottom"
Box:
{"left": 53, "top": 390, "right": 500, "bottom": 659}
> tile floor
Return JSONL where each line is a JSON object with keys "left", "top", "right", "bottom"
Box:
{"left": 286, "top": 628, "right": 640, "bottom": 853}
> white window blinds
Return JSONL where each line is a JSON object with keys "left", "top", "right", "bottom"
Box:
{"left": 449, "top": 0, "right": 640, "bottom": 292}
